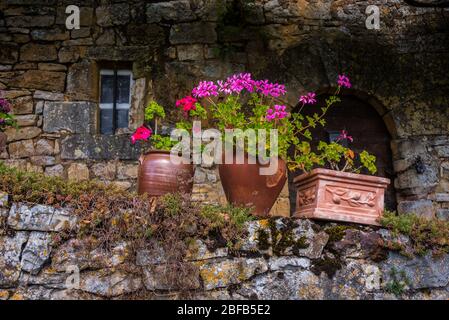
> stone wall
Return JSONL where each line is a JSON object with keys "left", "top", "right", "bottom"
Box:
{"left": 1, "top": 0, "right": 449, "bottom": 215}
{"left": 1, "top": 195, "right": 448, "bottom": 300}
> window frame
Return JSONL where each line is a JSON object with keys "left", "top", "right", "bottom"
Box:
{"left": 99, "top": 68, "right": 134, "bottom": 134}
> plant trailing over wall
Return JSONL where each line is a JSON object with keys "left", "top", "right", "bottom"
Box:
{"left": 0, "top": 161, "right": 254, "bottom": 291}
{"left": 381, "top": 210, "right": 449, "bottom": 257}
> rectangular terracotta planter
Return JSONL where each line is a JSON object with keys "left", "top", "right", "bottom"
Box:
{"left": 293, "top": 168, "right": 390, "bottom": 226}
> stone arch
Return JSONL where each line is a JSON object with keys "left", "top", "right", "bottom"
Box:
{"left": 286, "top": 87, "right": 399, "bottom": 213}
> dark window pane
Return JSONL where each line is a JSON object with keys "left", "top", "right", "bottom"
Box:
{"left": 116, "top": 109, "right": 129, "bottom": 129}
{"left": 100, "top": 109, "right": 114, "bottom": 134}
{"left": 100, "top": 75, "right": 114, "bottom": 103}
{"left": 117, "top": 75, "right": 131, "bottom": 104}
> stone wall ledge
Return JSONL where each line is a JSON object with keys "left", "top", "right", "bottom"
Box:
{"left": 1, "top": 197, "right": 448, "bottom": 300}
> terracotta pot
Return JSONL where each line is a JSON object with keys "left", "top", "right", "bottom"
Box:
{"left": 218, "top": 153, "right": 287, "bottom": 217}
{"left": 137, "top": 150, "right": 195, "bottom": 197}
{"left": 0, "top": 131, "right": 6, "bottom": 154}
{"left": 293, "top": 168, "right": 390, "bottom": 226}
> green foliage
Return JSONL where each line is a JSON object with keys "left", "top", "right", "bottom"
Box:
{"left": 144, "top": 101, "right": 165, "bottom": 122}
{"left": 150, "top": 134, "right": 176, "bottom": 151}
{"left": 313, "top": 141, "right": 377, "bottom": 174}
{"left": 360, "top": 151, "right": 377, "bottom": 174}
{"left": 189, "top": 103, "right": 208, "bottom": 120}
{"left": 0, "top": 112, "right": 17, "bottom": 130}
{"left": 200, "top": 203, "right": 254, "bottom": 231}
{"left": 160, "top": 193, "right": 183, "bottom": 216}
{"left": 385, "top": 267, "right": 410, "bottom": 296}
{"left": 381, "top": 210, "right": 449, "bottom": 257}
{"left": 140, "top": 101, "right": 187, "bottom": 151}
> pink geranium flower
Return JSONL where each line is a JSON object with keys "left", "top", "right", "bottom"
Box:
{"left": 192, "top": 81, "right": 219, "bottom": 98}
{"left": 255, "top": 80, "right": 286, "bottom": 98}
{"left": 131, "top": 126, "right": 152, "bottom": 144}
{"left": 266, "top": 105, "right": 288, "bottom": 121}
{"left": 218, "top": 73, "right": 255, "bottom": 94}
{"left": 299, "top": 92, "right": 316, "bottom": 105}
{"left": 337, "top": 74, "right": 351, "bottom": 88}
{"left": 336, "top": 129, "right": 353, "bottom": 142}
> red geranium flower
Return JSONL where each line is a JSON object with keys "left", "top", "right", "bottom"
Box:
{"left": 131, "top": 126, "right": 152, "bottom": 144}
{"left": 176, "top": 96, "right": 197, "bottom": 115}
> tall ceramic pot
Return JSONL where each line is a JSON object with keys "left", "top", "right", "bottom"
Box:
{"left": 138, "top": 150, "right": 195, "bottom": 196}
{"left": 218, "top": 152, "right": 287, "bottom": 217}
{"left": 0, "top": 132, "right": 6, "bottom": 154}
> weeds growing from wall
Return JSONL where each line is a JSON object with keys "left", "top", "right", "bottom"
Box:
{"left": 381, "top": 210, "right": 449, "bottom": 257}
{"left": 0, "top": 162, "right": 253, "bottom": 292}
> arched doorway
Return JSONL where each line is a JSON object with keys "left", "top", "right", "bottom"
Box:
{"left": 288, "top": 94, "right": 397, "bottom": 213}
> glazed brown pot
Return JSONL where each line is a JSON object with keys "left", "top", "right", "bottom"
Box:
{"left": 0, "top": 132, "right": 6, "bottom": 153}
{"left": 137, "top": 150, "right": 195, "bottom": 197}
{"left": 218, "top": 152, "right": 287, "bottom": 217}
{"left": 293, "top": 168, "right": 390, "bottom": 226}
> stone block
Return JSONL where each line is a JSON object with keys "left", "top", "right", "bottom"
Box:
{"left": 146, "top": 0, "right": 196, "bottom": 23}
{"left": 0, "top": 43, "right": 19, "bottom": 64}
{"left": 116, "top": 163, "right": 138, "bottom": 180}
{"left": 20, "top": 43, "right": 58, "bottom": 62}
{"left": 38, "top": 63, "right": 67, "bottom": 72}
{"left": 185, "top": 239, "right": 228, "bottom": 261}
{"left": 435, "top": 193, "right": 449, "bottom": 202}
{"left": 30, "top": 156, "right": 56, "bottom": 166}
{"left": 67, "top": 163, "right": 89, "bottom": 182}
{"left": 143, "top": 264, "right": 200, "bottom": 291}
{"left": 436, "top": 209, "right": 449, "bottom": 221}
{"left": 66, "top": 60, "right": 98, "bottom": 101}
{"left": 15, "top": 114, "right": 38, "bottom": 127}
{"left": 11, "top": 96, "right": 33, "bottom": 114}
{"left": 0, "top": 232, "right": 29, "bottom": 286}
{"left": 96, "top": 4, "right": 130, "bottom": 27}
{"left": 61, "top": 134, "right": 142, "bottom": 160}
{"left": 177, "top": 44, "right": 204, "bottom": 61}
{"left": 91, "top": 162, "right": 116, "bottom": 181}
{"left": 10, "top": 70, "right": 66, "bottom": 92}
{"left": 397, "top": 200, "right": 435, "bottom": 218}
{"left": 169, "top": 22, "right": 217, "bottom": 44}
{"left": 126, "top": 24, "right": 165, "bottom": 46}
{"left": 7, "top": 203, "right": 77, "bottom": 232}
{"left": 70, "top": 27, "right": 91, "bottom": 39}
{"left": 44, "top": 164, "right": 64, "bottom": 177}
{"left": 198, "top": 258, "right": 268, "bottom": 290}
{"left": 34, "top": 139, "right": 55, "bottom": 155}
{"left": 21, "top": 232, "right": 52, "bottom": 275}
{"left": 268, "top": 256, "right": 310, "bottom": 271}
{"left": 5, "top": 15, "right": 54, "bottom": 28}
{"left": 43, "top": 102, "right": 96, "bottom": 134}
{"left": 80, "top": 270, "right": 142, "bottom": 297}
{"left": 58, "top": 47, "right": 81, "bottom": 63}
{"left": 33, "top": 90, "right": 64, "bottom": 101}
{"left": 382, "top": 252, "right": 449, "bottom": 289}
{"left": 8, "top": 139, "right": 35, "bottom": 158}
{"left": 239, "top": 219, "right": 272, "bottom": 254}
{"left": 30, "top": 28, "right": 69, "bottom": 41}
{"left": 4, "top": 126, "right": 41, "bottom": 142}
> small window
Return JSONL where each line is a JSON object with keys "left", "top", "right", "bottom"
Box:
{"left": 99, "top": 69, "right": 133, "bottom": 134}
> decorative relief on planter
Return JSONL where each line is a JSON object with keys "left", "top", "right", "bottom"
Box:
{"left": 294, "top": 168, "right": 390, "bottom": 226}
{"left": 325, "top": 186, "right": 376, "bottom": 207}
{"left": 297, "top": 186, "right": 316, "bottom": 206}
